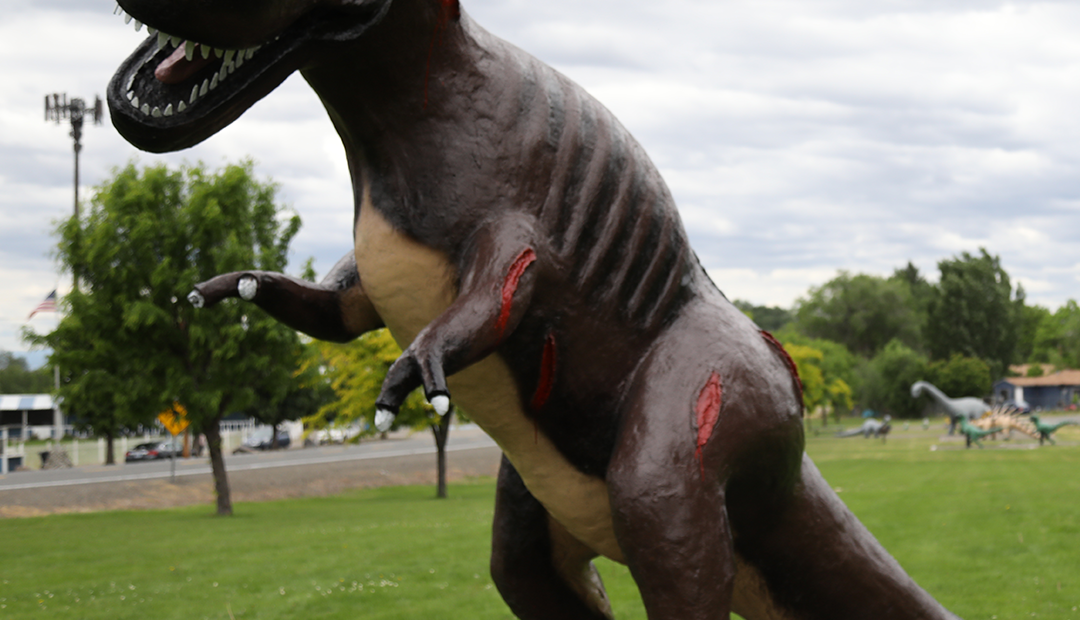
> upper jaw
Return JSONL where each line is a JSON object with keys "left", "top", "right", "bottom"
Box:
{"left": 108, "top": 0, "right": 393, "bottom": 153}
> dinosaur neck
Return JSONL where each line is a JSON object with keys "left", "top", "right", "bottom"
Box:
{"left": 918, "top": 382, "right": 951, "bottom": 405}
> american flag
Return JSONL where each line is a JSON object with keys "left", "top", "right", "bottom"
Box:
{"left": 28, "top": 290, "right": 58, "bottom": 319}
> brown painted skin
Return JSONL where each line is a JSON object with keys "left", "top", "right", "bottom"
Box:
{"left": 109, "top": 1, "right": 963, "bottom": 618}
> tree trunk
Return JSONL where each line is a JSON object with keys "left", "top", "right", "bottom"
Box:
{"left": 270, "top": 422, "right": 279, "bottom": 450}
{"left": 431, "top": 408, "right": 453, "bottom": 499}
{"left": 105, "top": 429, "right": 115, "bottom": 465}
{"left": 203, "top": 417, "right": 233, "bottom": 515}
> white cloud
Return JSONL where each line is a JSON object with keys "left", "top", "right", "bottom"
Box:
{"left": 4, "top": 0, "right": 1080, "bottom": 352}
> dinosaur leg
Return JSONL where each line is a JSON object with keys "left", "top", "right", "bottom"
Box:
{"left": 375, "top": 214, "right": 540, "bottom": 419}
{"left": 189, "top": 251, "right": 382, "bottom": 342}
{"left": 491, "top": 456, "right": 614, "bottom": 620}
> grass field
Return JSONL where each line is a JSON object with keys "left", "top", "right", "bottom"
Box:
{"left": 0, "top": 419, "right": 1078, "bottom": 619}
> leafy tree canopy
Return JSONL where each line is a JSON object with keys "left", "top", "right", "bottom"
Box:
{"left": 732, "top": 300, "right": 793, "bottom": 333}
{"left": 925, "top": 248, "right": 1021, "bottom": 378}
{"left": 793, "top": 271, "right": 922, "bottom": 358}
{"left": 0, "top": 352, "right": 53, "bottom": 394}
{"left": 925, "top": 354, "right": 991, "bottom": 399}
{"left": 26, "top": 161, "right": 306, "bottom": 511}
{"left": 860, "top": 339, "right": 929, "bottom": 418}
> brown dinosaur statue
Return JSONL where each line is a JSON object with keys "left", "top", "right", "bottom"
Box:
{"left": 107, "top": 1, "right": 962, "bottom": 618}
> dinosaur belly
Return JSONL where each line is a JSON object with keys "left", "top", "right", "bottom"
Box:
{"left": 354, "top": 197, "right": 624, "bottom": 562}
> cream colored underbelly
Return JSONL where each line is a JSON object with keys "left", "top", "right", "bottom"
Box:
{"left": 354, "top": 201, "right": 624, "bottom": 562}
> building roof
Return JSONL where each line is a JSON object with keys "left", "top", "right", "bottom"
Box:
{"left": 999, "top": 369, "right": 1080, "bottom": 388}
{"left": 0, "top": 394, "right": 56, "bottom": 411}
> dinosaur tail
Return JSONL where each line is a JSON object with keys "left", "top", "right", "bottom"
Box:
{"left": 731, "top": 456, "right": 961, "bottom": 619}
{"left": 835, "top": 428, "right": 865, "bottom": 438}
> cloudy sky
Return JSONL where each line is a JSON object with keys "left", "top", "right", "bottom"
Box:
{"left": 4, "top": 0, "right": 1080, "bottom": 356}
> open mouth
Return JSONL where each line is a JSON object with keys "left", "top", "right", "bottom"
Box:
{"left": 107, "top": 1, "right": 392, "bottom": 153}
{"left": 113, "top": 5, "right": 269, "bottom": 120}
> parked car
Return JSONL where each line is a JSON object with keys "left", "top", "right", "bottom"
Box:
{"left": 124, "top": 439, "right": 181, "bottom": 462}
{"left": 240, "top": 428, "right": 291, "bottom": 451}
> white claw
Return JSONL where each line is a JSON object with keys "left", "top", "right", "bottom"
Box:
{"left": 431, "top": 395, "right": 450, "bottom": 417}
{"left": 237, "top": 276, "right": 258, "bottom": 301}
{"left": 187, "top": 290, "right": 205, "bottom": 309}
{"left": 375, "top": 409, "right": 395, "bottom": 432}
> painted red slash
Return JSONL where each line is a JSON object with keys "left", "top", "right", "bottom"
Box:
{"left": 531, "top": 332, "right": 558, "bottom": 411}
{"left": 695, "top": 372, "right": 723, "bottom": 479}
{"left": 495, "top": 248, "right": 537, "bottom": 340}
{"left": 761, "top": 330, "right": 804, "bottom": 414}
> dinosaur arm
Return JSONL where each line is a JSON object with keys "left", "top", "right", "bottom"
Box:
{"left": 375, "top": 213, "right": 540, "bottom": 417}
{"left": 189, "top": 251, "right": 383, "bottom": 343}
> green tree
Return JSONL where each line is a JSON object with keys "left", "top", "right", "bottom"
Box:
{"left": 775, "top": 328, "right": 858, "bottom": 423}
{"left": 28, "top": 162, "right": 304, "bottom": 514}
{"left": 1030, "top": 300, "right": 1080, "bottom": 369}
{"left": 732, "top": 300, "right": 793, "bottom": 332}
{"left": 793, "top": 271, "right": 922, "bottom": 357}
{"left": 1016, "top": 303, "right": 1051, "bottom": 365}
{"left": 861, "top": 339, "right": 929, "bottom": 418}
{"left": 925, "top": 249, "right": 1022, "bottom": 378}
{"left": 310, "top": 329, "right": 457, "bottom": 498}
{"left": 0, "top": 352, "right": 54, "bottom": 394}
{"left": 926, "top": 354, "right": 991, "bottom": 399}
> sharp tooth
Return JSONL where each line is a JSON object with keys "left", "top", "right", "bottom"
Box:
{"left": 185, "top": 40, "right": 195, "bottom": 61}
{"left": 114, "top": 5, "right": 123, "bottom": 16}
{"left": 214, "top": 48, "right": 224, "bottom": 58}
{"left": 163, "top": 104, "right": 173, "bottom": 117}
{"left": 235, "top": 54, "right": 244, "bottom": 68}
{"left": 171, "top": 36, "right": 182, "bottom": 47}
{"left": 178, "top": 101, "right": 187, "bottom": 112}
{"left": 148, "top": 26, "right": 157, "bottom": 36}
{"left": 199, "top": 79, "right": 209, "bottom": 97}
{"left": 134, "top": 19, "right": 142, "bottom": 32}
{"left": 245, "top": 48, "right": 255, "bottom": 60}
{"left": 218, "top": 64, "right": 228, "bottom": 81}
{"left": 151, "top": 106, "right": 162, "bottom": 118}
{"left": 227, "top": 60, "right": 235, "bottom": 74}
{"left": 124, "top": 13, "right": 132, "bottom": 24}
{"left": 210, "top": 73, "right": 219, "bottom": 90}
{"left": 157, "top": 32, "right": 169, "bottom": 50}
{"left": 190, "top": 84, "right": 199, "bottom": 103}
{"left": 131, "top": 95, "right": 139, "bottom": 108}
{"left": 223, "top": 50, "right": 235, "bottom": 64}
{"left": 200, "top": 44, "right": 211, "bottom": 60}
{"left": 126, "top": 90, "right": 134, "bottom": 101}
{"left": 140, "top": 103, "right": 150, "bottom": 115}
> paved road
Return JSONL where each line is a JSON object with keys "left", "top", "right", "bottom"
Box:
{"left": 0, "top": 426, "right": 502, "bottom": 517}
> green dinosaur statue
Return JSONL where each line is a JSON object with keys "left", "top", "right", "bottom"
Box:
{"left": 959, "top": 417, "right": 1002, "bottom": 449}
{"left": 1029, "top": 415, "right": 1080, "bottom": 446}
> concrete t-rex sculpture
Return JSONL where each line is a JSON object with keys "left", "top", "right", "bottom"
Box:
{"left": 107, "top": 1, "right": 962, "bottom": 617}
{"left": 911, "top": 381, "right": 989, "bottom": 436}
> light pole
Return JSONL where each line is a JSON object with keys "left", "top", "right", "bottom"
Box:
{"left": 43, "top": 93, "right": 103, "bottom": 462}
{"left": 44, "top": 93, "right": 103, "bottom": 223}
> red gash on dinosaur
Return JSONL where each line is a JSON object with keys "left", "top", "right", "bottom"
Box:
{"left": 107, "top": 1, "right": 964, "bottom": 618}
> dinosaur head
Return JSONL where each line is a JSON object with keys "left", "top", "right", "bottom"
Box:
{"left": 107, "top": 0, "right": 395, "bottom": 152}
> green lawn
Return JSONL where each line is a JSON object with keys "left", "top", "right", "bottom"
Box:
{"left": 1, "top": 419, "right": 1078, "bottom": 619}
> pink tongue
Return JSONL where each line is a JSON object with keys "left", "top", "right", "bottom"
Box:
{"left": 155, "top": 43, "right": 216, "bottom": 85}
